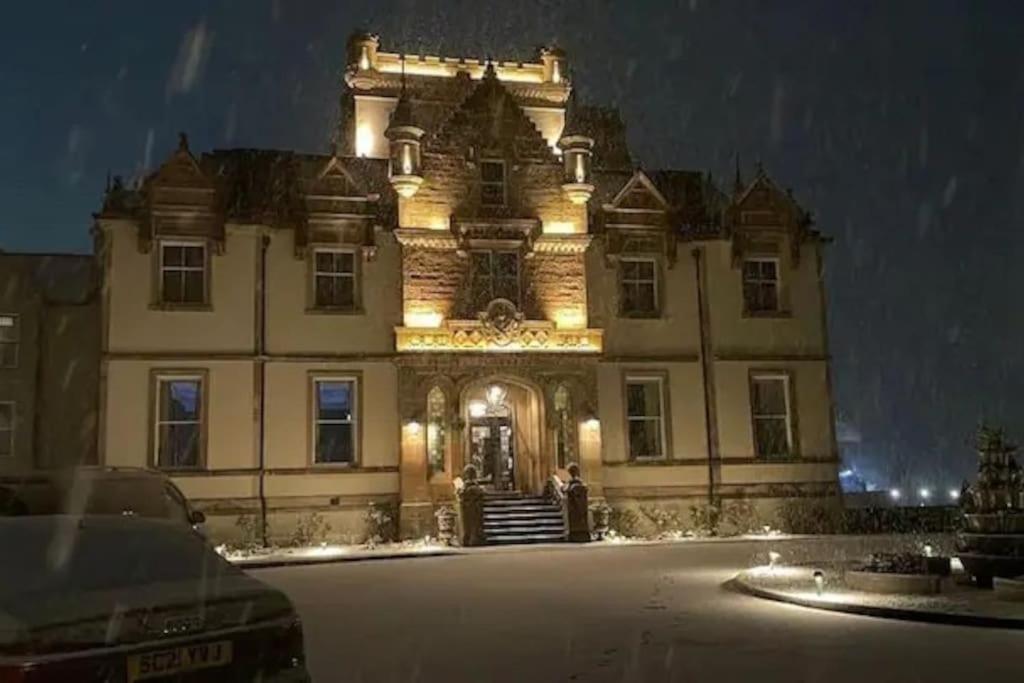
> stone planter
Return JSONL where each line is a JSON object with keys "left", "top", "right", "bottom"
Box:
{"left": 590, "top": 504, "right": 611, "bottom": 541}
{"left": 845, "top": 570, "right": 942, "bottom": 595}
{"left": 435, "top": 505, "right": 457, "bottom": 546}
{"left": 993, "top": 576, "right": 1024, "bottom": 601}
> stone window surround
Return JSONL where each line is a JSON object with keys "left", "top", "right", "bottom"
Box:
{"left": 749, "top": 370, "right": 798, "bottom": 459}
{"left": 425, "top": 385, "right": 448, "bottom": 478}
{"left": 308, "top": 371, "right": 363, "bottom": 468}
{"left": 617, "top": 255, "right": 661, "bottom": 319}
{"left": 0, "top": 313, "right": 18, "bottom": 369}
{"left": 308, "top": 246, "right": 362, "bottom": 314}
{"left": 152, "top": 239, "right": 212, "bottom": 311}
{"left": 621, "top": 370, "right": 672, "bottom": 461}
{"left": 149, "top": 369, "right": 209, "bottom": 471}
{"left": 469, "top": 247, "right": 521, "bottom": 310}
{"left": 0, "top": 401, "right": 14, "bottom": 458}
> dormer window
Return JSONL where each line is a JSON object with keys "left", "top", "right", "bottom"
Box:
{"left": 480, "top": 160, "right": 506, "bottom": 207}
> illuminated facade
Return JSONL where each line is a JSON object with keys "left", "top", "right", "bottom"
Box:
{"left": 94, "top": 33, "right": 839, "bottom": 542}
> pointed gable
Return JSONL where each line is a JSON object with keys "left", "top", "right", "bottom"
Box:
{"left": 730, "top": 168, "right": 807, "bottom": 230}
{"left": 609, "top": 170, "right": 671, "bottom": 212}
{"left": 429, "top": 68, "right": 555, "bottom": 162}
{"left": 139, "top": 133, "right": 222, "bottom": 252}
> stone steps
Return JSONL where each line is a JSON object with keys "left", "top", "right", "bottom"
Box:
{"left": 481, "top": 491, "right": 566, "bottom": 545}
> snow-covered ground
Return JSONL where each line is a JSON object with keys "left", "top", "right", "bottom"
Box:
{"left": 253, "top": 536, "right": 1021, "bottom": 683}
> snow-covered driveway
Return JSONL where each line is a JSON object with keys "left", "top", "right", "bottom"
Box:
{"left": 255, "top": 538, "right": 1019, "bottom": 682}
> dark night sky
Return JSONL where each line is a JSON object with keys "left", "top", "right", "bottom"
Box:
{"left": 2, "top": 1, "right": 1022, "bottom": 491}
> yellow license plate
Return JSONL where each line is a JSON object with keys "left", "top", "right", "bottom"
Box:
{"left": 127, "top": 640, "right": 233, "bottom": 681}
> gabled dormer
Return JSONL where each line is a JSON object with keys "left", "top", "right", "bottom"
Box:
{"left": 139, "top": 133, "right": 222, "bottom": 255}
{"left": 600, "top": 170, "right": 677, "bottom": 270}
{"left": 726, "top": 165, "right": 815, "bottom": 267}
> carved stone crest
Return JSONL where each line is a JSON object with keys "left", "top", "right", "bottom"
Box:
{"left": 478, "top": 298, "right": 524, "bottom": 346}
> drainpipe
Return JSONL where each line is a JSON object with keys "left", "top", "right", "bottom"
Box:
{"left": 257, "top": 234, "right": 270, "bottom": 547}
{"left": 692, "top": 248, "right": 719, "bottom": 506}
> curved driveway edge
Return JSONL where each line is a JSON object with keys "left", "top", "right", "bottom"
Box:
{"left": 725, "top": 576, "right": 1024, "bottom": 630}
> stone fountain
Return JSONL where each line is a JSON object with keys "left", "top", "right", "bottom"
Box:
{"left": 957, "top": 425, "right": 1024, "bottom": 587}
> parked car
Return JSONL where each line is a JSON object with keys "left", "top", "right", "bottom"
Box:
{"left": 0, "top": 467, "right": 206, "bottom": 530}
{"left": 0, "top": 514, "right": 309, "bottom": 681}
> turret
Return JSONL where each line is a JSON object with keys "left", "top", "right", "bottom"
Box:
{"left": 557, "top": 93, "right": 594, "bottom": 204}
{"left": 539, "top": 45, "right": 568, "bottom": 85}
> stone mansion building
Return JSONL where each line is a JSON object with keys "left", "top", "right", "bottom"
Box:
{"left": 93, "top": 33, "right": 839, "bottom": 542}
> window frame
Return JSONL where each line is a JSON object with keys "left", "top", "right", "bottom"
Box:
{"left": 741, "top": 256, "right": 782, "bottom": 316}
{"left": 0, "top": 314, "right": 19, "bottom": 369}
{"left": 310, "top": 374, "right": 361, "bottom": 467}
{"left": 479, "top": 159, "right": 507, "bottom": 208}
{"left": 749, "top": 372, "right": 795, "bottom": 460}
{"left": 0, "top": 401, "right": 14, "bottom": 458}
{"left": 618, "top": 256, "right": 660, "bottom": 318}
{"left": 470, "top": 249, "right": 521, "bottom": 308}
{"left": 150, "top": 371, "right": 207, "bottom": 471}
{"left": 310, "top": 247, "right": 360, "bottom": 312}
{"left": 157, "top": 240, "right": 209, "bottom": 308}
{"left": 623, "top": 374, "right": 669, "bottom": 461}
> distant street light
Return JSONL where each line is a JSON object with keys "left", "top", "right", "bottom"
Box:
{"left": 918, "top": 487, "right": 931, "bottom": 501}
{"left": 889, "top": 488, "right": 901, "bottom": 502}
{"left": 948, "top": 489, "right": 960, "bottom": 501}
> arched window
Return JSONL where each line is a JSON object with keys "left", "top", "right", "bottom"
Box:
{"left": 426, "top": 386, "right": 446, "bottom": 476}
{"left": 553, "top": 384, "right": 573, "bottom": 469}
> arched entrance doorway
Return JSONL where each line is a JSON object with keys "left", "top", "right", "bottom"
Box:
{"left": 461, "top": 377, "right": 546, "bottom": 494}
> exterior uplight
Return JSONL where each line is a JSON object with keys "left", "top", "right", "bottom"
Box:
{"left": 813, "top": 570, "right": 825, "bottom": 596}
{"left": 768, "top": 551, "right": 781, "bottom": 569}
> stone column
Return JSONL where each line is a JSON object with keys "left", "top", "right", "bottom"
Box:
{"left": 578, "top": 417, "right": 604, "bottom": 499}
{"left": 399, "top": 421, "right": 433, "bottom": 539}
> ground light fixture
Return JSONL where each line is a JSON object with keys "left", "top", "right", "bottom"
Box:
{"left": 768, "top": 551, "right": 781, "bottom": 569}
{"left": 813, "top": 570, "right": 825, "bottom": 597}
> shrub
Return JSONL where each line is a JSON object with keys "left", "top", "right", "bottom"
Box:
{"left": 778, "top": 497, "right": 842, "bottom": 534}
{"left": 639, "top": 505, "right": 685, "bottom": 539}
{"left": 721, "top": 499, "right": 761, "bottom": 535}
{"left": 689, "top": 502, "right": 721, "bottom": 536}
{"left": 365, "top": 502, "right": 396, "bottom": 546}
{"left": 228, "top": 513, "right": 264, "bottom": 553}
{"left": 608, "top": 507, "right": 643, "bottom": 538}
{"left": 291, "top": 512, "right": 332, "bottom": 547}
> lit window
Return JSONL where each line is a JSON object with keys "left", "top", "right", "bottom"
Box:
{"left": 751, "top": 375, "right": 793, "bottom": 459}
{"left": 313, "top": 250, "right": 357, "bottom": 310}
{"left": 0, "top": 402, "right": 13, "bottom": 457}
{"left": 0, "top": 315, "right": 18, "bottom": 368}
{"left": 427, "top": 386, "right": 446, "bottom": 476}
{"left": 471, "top": 250, "right": 519, "bottom": 309}
{"left": 625, "top": 377, "right": 665, "bottom": 459}
{"left": 480, "top": 160, "right": 506, "bottom": 207}
{"left": 619, "top": 258, "right": 658, "bottom": 316}
{"left": 154, "top": 377, "right": 203, "bottom": 469}
{"left": 553, "top": 384, "right": 574, "bottom": 469}
{"left": 314, "top": 379, "right": 357, "bottom": 465}
{"left": 160, "top": 242, "right": 206, "bottom": 305}
{"left": 742, "top": 258, "right": 780, "bottom": 313}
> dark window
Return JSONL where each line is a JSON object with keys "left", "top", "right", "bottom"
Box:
{"left": 315, "top": 379, "right": 356, "bottom": 464}
{"left": 751, "top": 375, "right": 792, "bottom": 458}
{"left": 0, "top": 402, "right": 13, "bottom": 457}
{"left": 0, "top": 315, "right": 18, "bottom": 368}
{"left": 625, "top": 378, "right": 665, "bottom": 459}
{"left": 471, "top": 250, "right": 520, "bottom": 309}
{"left": 160, "top": 243, "right": 206, "bottom": 305}
{"left": 619, "top": 259, "right": 658, "bottom": 316}
{"left": 742, "top": 258, "right": 780, "bottom": 313}
{"left": 480, "top": 160, "right": 506, "bottom": 207}
{"left": 314, "top": 250, "right": 357, "bottom": 310}
{"left": 155, "top": 378, "right": 202, "bottom": 468}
